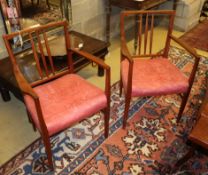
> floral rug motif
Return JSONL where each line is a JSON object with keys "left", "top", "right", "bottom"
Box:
{"left": 180, "top": 20, "right": 208, "bottom": 52}
{"left": 73, "top": 49, "right": 208, "bottom": 174}
{"left": 0, "top": 46, "right": 207, "bottom": 175}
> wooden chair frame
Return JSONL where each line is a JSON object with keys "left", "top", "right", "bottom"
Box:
{"left": 3, "top": 21, "right": 111, "bottom": 169}
{"left": 120, "top": 10, "right": 200, "bottom": 128}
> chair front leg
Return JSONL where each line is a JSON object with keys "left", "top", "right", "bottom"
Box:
{"left": 0, "top": 86, "right": 11, "bottom": 101}
{"left": 42, "top": 133, "right": 54, "bottom": 170}
{"left": 104, "top": 106, "right": 110, "bottom": 138}
{"left": 123, "top": 93, "right": 131, "bottom": 129}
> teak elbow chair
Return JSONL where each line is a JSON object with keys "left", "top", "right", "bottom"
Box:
{"left": 3, "top": 21, "right": 110, "bottom": 169}
{"left": 120, "top": 10, "right": 200, "bottom": 128}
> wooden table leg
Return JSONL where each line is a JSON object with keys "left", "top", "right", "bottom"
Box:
{"left": 98, "top": 65, "right": 104, "bottom": 77}
{"left": 0, "top": 86, "right": 11, "bottom": 101}
{"left": 98, "top": 55, "right": 105, "bottom": 76}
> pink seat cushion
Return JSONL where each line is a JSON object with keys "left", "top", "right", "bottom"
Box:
{"left": 24, "top": 74, "right": 107, "bottom": 136}
{"left": 121, "top": 57, "right": 189, "bottom": 97}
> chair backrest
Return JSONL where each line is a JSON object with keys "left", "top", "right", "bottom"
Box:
{"left": 3, "top": 21, "right": 73, "bottom": 87}
{"left": 120, "top": 10, "right": 175, "bottom": 58}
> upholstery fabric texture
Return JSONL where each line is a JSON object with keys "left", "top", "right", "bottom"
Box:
{"left": 121, "top": 57, "right": 189, "bottom": 97}
{"left": 24, "top": 74, "right": 107, "bottom": 136}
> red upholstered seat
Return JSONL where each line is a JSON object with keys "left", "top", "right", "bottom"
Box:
{"left": 121, "top": 58, "right": 189, "bottom": 97}
{"left": 24, "top": 74, "right": 107, "bottom": 136}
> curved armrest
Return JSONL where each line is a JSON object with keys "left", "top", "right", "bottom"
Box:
{"left": 120, "top": 38, "right": 134, "bottom": 93}
{"left": 70, "top": 48, "right": 110, "bottom": 70}
{"left": 3, "top": 33, "right": 48, "bottom": 134}
{"left": 13, "top": 66, "right": 38, "bottom": 99}
{"left": 121, "top": 37, "right": 133, "bottom": 63}
{"left": 69, "top": 48, "right": 111, "bottom": 103}
{"left": 170, "top": 34, "right": 199, "bottom": 59}
{"left": 170, "top": 34, "right": 201, "bottom": 85}
{"left": 14, "top": 66, "right": 49, "bottom": 133}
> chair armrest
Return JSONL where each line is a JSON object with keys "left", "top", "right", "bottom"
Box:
{"left": 13, "top": 66, "right": 38, "bottom": 99}
{"left": 69, "top": 48, "right": 111, "bottom": 103}
{"left": 169, "top": 34, "right": 201, "bottom": 85}
{"left": 70, "top": 48, "right": 110, "bottom": 70}
{"left": 121, "top": 37, "right": 133, "bottom": 63}
{"left": 14, "top": 66, "right": 50, "bottom": 134}
{"left": 169, "top": 34, "right": 199, "bottom": 59}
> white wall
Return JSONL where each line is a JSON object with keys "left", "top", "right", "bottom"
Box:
{"left": 70, "top": 0, "right": 133, "bottom": 41}
{"left": 71, "top": 0, "right": 107, "bottom": 41}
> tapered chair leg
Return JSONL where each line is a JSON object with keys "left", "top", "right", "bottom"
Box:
{"left": 104, "top": 107, "right": 110, "bottom": 138}
{"left": 42, "top": 134, "right": 54, "bottom": 170}
{"left": 123, "top": 94, "right": 131, "bottom": 129}
{"left": 0, "top": 87, "right": 11, "bottom": 101}
{"left": 119, "top": 78, "right": 123, "bottom": 97}
{"left": 177, "top": 92, "right": 189, "bottom": 123}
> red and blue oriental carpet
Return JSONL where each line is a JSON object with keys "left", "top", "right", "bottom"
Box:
{"left": 0, "top": 47, "right": 208, "bottom": 174}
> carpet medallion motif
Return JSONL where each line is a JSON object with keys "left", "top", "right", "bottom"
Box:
{"left": 0, "top": 47, "right": 207, "bottom": 174}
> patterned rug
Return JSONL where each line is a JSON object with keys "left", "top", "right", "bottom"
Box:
{"left": 0, "top": 47, "right": 207, "bottom": 175}
{"left": 180, "top": 20, "right": 208, "bottom": 52}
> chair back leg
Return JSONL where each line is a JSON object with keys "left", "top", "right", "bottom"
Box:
{"left": 177, "top": 91, "right": 190, "bottom": 123}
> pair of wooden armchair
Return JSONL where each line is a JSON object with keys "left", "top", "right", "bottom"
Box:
{"left": 3, "top": 10, "right": 200, "bottom": 169}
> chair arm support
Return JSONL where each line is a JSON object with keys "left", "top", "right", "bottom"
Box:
{"left": 121, "top": 38, "right": 133, "bottom": 63}
{"left": 70, "top": 48, "right": 110, "bottom": 71}
{"left": 14, "top": 66, "right": 49, "bottom": 134}
{"left": 3, "top": 33, "right": 49, "bottom": 135}
{"left": 70, "top": 48, "right": 111, "bottom": 102}
{"left": 169, "top": 34, "right": 201, "bottom": 85}
{"left": 169, "top": 34, "right": 199, "bottom": 59}
{"left": 120, "top": 38, "right": 134, "bottom": 95}
{"left": 13, "top": 66, "right": 38, "bottom": 99}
